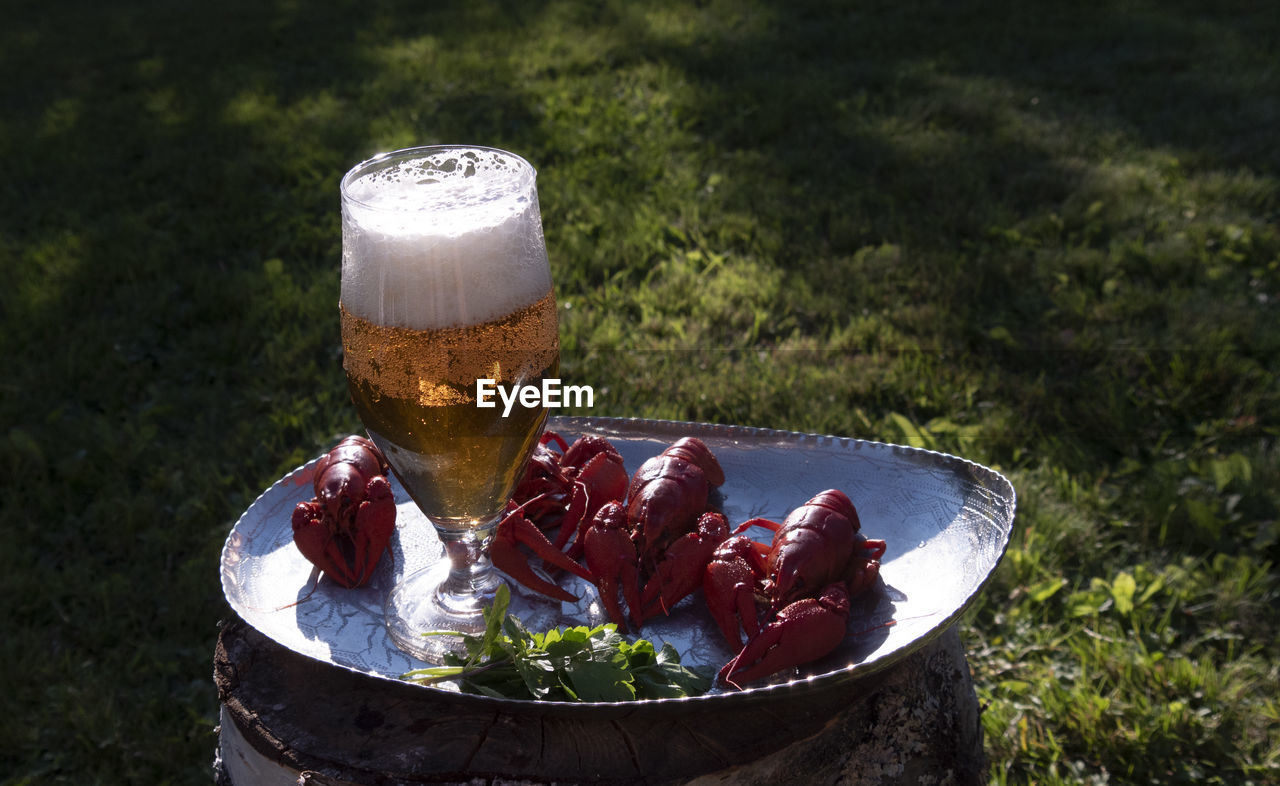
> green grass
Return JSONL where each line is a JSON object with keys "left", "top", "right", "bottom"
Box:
{"left": 2, "top": 0, "right": 1277, "bottom": 782}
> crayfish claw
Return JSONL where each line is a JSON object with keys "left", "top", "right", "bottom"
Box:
{"left": 348, "top": 476, "right": 396, "bottom": 586}
{"left": 490, "top": 538, "right": 578, "bottom": 603}
{"left": 718, "top": 583, "right": 851, "bottom": 688}
{"left": 583, "top": 502, "right": 643, "bottom": 630}
{"left": 844, "top": 536, "right": 886, "bottom": 598}
{"left": 637, "top": 511, "right": 729, "bottom": 625}
{"left": 491, "top": 503, "right": 590, "bottom": 603}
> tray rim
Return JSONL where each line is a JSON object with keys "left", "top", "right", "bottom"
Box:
{"left": 221, "top": 415, "right": 1016, "bottom": 712}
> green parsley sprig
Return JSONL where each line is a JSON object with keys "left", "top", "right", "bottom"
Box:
{"left": 401, "top": 585, "right": 711, "bottom": 702}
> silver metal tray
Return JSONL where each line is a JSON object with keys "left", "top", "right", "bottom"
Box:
{"left": 220, "top": 416, "right": 1015, "bottom": 706}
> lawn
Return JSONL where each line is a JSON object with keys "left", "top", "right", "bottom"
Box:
{"left": 1, "top": 0, "right": 1277, "bottom": 783}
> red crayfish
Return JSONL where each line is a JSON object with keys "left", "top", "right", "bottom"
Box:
{"left": 704, "top": 489, "right": 886, "bottom": 687}
{"left": 487, "top": 432, "right": 889, "bottom": 688}
{"left": 582, "top": 437, "right": 729, "bottom": 631}
{"left": 490, "top": 431, "right": 629, "bottom": 603}
{"left": 291, "top": 435, "right": 397, "bottom": 589}
{"left": 490, "top": 433, "right": 730, "bottom": 633}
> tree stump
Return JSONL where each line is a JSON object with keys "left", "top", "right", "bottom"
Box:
{"left": 214, "top": 618, "right": 984, "bottom": 785}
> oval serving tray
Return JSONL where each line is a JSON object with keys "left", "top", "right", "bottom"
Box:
{"left": 220, "top": 416, "right": 1015, "bottom": 709}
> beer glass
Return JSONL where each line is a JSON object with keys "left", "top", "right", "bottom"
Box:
{"left": 340, "top": 146, "right": 558, "bottom": 661}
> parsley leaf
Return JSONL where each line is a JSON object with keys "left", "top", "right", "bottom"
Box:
{"left": 402, "top": 585, "right": 711, "bottom": 701}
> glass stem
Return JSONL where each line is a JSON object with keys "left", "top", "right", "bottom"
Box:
{"left": 433, "top": 520, "right": 502, "bottom": 614}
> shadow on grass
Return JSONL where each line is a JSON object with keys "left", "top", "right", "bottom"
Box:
{"left": 0, "top": 0, "right": 555, "bottom": 777}
{"left": 597, "top": 0, "right": 1278, "bottom": 468}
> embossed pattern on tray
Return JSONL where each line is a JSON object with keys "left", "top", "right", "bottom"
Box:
{"left": 221, "top": 417, "right": 1016, "bottom": 707}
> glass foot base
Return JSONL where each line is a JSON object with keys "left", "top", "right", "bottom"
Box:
{"left": 384, "top": 560, "right": 500, "bottom": 662}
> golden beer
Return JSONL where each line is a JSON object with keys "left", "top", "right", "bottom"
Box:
{"left": 341, "top": 145, "right": 558, "bottom": 658}
{"left": 341, "top": 292, "right": 558, "bottom": 528}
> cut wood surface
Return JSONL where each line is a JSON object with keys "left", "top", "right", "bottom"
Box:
{"left": 214, "top": 618, "right": 984, "bottom": 784}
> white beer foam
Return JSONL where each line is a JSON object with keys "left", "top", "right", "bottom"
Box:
{"left": 341, "top": 149, "right": 552, "bottom": 330}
